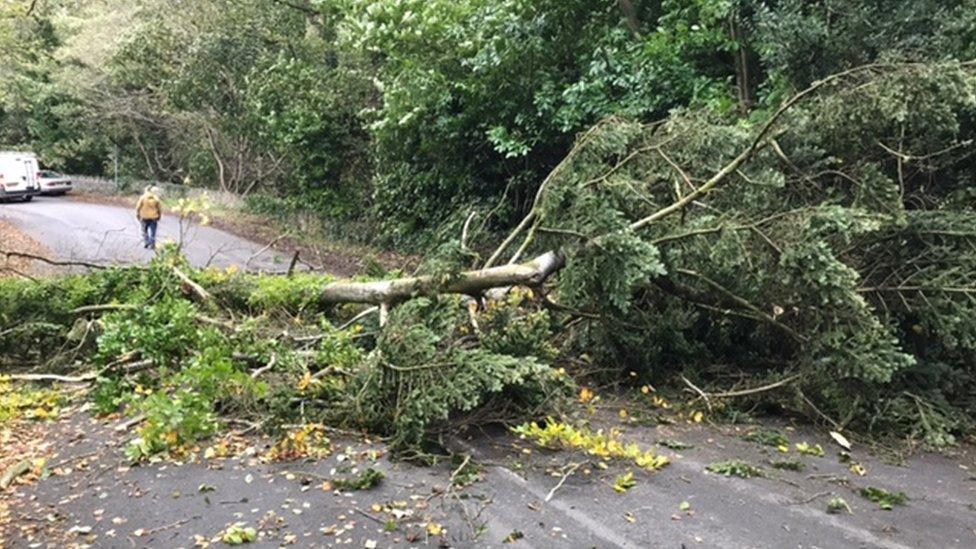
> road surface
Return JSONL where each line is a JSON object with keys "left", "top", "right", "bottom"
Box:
{"left": 0, "top": 196, "right": 291, "bottom": 271}
{"left": 3, "top": 198, "right": 976, "bottom": 548}
{"left": 5, "top": 406, "right": 975, "bottom": 548}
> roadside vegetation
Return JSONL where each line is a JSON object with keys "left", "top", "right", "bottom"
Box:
{"left": 2, "top": 0, "right": 976, "bottom": 465}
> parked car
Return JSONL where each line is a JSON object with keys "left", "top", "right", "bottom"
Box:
{"left": 38, "top": 170, "right": 73, "bottom": 196}
{"left": 0, "top": 151, "right": 41, "bottom": 202}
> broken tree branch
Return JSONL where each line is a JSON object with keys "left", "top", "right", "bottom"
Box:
{"left": 706, "top": 374, "right": 803, "bottom": 399}
{"left": 71, "top": 304, "right": 137, "bottom": 315}
{"left": 321, "top": 251, "right": 564, "bottom": 305}
{"left": 172, "top": 267, "right": 212, "bottom": 301}
{"left": 484, "top": 122, "right": 606, "bottom": 268}
{"left": 6, "top": 372, "right": 97, "bottom": 383}
{"left": 245, "top": 233, "right": 289, "bottom": 271}
{"left": 629, "top": 63, "right": 904, "bottom": 232}
{"left": 0, "top": 249, "right": 109, "bottom": 270}
{"left": 545, "top": 461, "right": 585, "bottom": 502}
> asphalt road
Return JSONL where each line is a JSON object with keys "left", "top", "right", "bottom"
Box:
{"left": 7, "top": 408, "right": 976, "bottom": 548}
{"left": 0, "top": 196, "right": 290, "bottom": 271}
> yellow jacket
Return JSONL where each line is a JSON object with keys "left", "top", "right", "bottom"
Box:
{"left": 136, "top": 193, "right": 162, "bottom": 221}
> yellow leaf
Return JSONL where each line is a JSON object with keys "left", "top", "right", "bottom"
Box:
{"left": 691, "top": 411, "right": 704, "bottom": 423}
{"left": 427, "top": 523, "right": 443, "bottom": 536}
{"left": 579, "top": 387, "right": 595, "bottom": 403}
{"left": 371, "top": 503, "right": 382, "bottom": 513}
{"left": 618, "top": 409, "right": 629, "bottom": 419}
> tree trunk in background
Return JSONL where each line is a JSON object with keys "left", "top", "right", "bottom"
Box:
{"left": 730, "top": 13, "right": 753, "bottom": 114}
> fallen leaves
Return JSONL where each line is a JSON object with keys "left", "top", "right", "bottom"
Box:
{"left": 706, "top": 460, "right": 764, "bottom": 479}
{"left": 220, "top": 522, "right": 257, "bottom": 545}
{"left": 795, "top": 442, "right": 825, "bottom": 457}
{"left": 0, "top": 220, "right": 49, "bottom": 278}
{"left": 860, "top": 487, "right": 909, "bottom": 510}
{"left": 264, "top": 424, "right": 332, "bottom": 462}
{"left": 612, "top": 471, "right": 637, "bottom": 493}
{"left": 826, "top": 497, "right": 852, "bottom": 514}
{"left": 514, "top": 419, "right": 670, "bottom": 472}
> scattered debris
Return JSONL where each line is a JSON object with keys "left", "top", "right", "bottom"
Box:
{"left": 706, "top": 460, "right": 764, "bottom": 479}
{"left": 219, "top": 522, "right": 257, "bottom": 545}
{"left": 514, "top": 419, "right": 669, "bottom": 471}
{"left": 613, "top": 471, "right": 637, "bottom": 493}
{"left": 860, "top": 487, "right": 909, "bottom": 510}
{"left": 743, "top": 429, "right": 789, "bottom": 449}
{"left": 332, "top": 468, "right": 385, "bottom": 491}
{"left": 657, "top": 439, "right": 694, "bottom": 450}
{"left": 826, "top": 497, "right": 853, "bottom": 514}
{"left": 0, "top": 460, "right": 30, "bottom": 490}
{"left": 795, "top": 442, "right": 825, "bottom": 457}
{"left": 770, "top": 459, "right": 805, "bottom": 472}
{"left": 828, "top": 431, "right": 852, "bottom": 451}
{"left": 502, "top": 530, "right": 524, "bottom": 543}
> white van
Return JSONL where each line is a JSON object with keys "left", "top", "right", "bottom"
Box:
{"left": 0, "top": 151, "right": 41, "bottom": 202}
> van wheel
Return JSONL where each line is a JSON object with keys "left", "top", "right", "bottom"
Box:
{"left": 22, "top": 196, "right": 33, "bottom": 202}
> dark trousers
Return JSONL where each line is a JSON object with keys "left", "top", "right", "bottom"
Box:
{"left": 141, "top": 219, "right": 158, "bottom": 249}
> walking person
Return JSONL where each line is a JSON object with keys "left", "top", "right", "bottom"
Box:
{"left": 136, "top": 186, "right": 163, "bottom": 250}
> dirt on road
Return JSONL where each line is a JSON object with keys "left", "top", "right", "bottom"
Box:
{"left": 0, "top": 219, "right": 50, "bottom": 278}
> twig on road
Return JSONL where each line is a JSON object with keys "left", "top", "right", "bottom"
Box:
{"left": 680, "top": 375, "right": 713, "bottom": 411}
{"left": 545, "top": 461, "right": 585, "bottom": 502}
{"left": 245, "top": 232, "right": 289, "bottom": 271}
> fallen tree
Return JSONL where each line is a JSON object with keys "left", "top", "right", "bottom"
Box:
{"left": 3, "top": 61, "right": 976, "bottom": 455}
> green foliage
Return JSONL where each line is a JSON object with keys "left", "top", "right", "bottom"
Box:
{"left": 246, "top": 273, "right": 335, "bottom": 314}
{"left": 91, "top": 376, "right": 129, "bottom": 416}
{"left": 826, "top": 497, "right": 852, "bottom": 514}
{"left": 657, "top": 439, "right": 694, "bottom": 450}
{"left": 742, "top": 429, "right": 789, "bottom": 448}
{"left": 706, "top": 459, "right": 764, "bottom": 478}
{"left": 347, "top": 297, "right": 571, "bottom": 454}
{"left": 478, "top": 289, "right": 558, "bottom": 360}
{"left": 517, "top": 63, "right": 976, "bottom": 447}
{"left": 5, "top": 0, "right": 976, "bottom": 459}
{"left": 125, "top": 389, "right": 217, "bottom": 461}
{"left": 769, "top": 459, "right": 805, "bottom": 472}
{"left": 860, "top": 487, "right": 910, "bottom": 510}
{"left": 97, "top": 298, "right": 213, "bottom": 368}
{"left": 331, "top": 468, "right": 385, "bottom": 491}
{"left": 220, "top": 523, "right": 257, "bottom": 545}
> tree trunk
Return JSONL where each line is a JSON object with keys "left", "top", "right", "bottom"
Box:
{"left": 319, "top": 251, "right": 564, "bottom": 305}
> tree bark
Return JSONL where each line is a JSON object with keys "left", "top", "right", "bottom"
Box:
{"left": 320, "top": 251, "right": 564, "bottom": 305}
